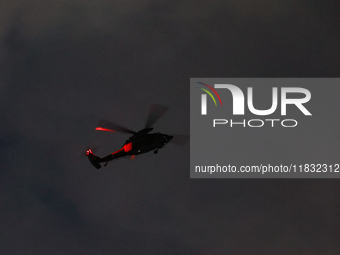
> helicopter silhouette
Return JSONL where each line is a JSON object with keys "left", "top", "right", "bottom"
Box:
{"left": 86, "top": 105, "right": 174, "bottom": 169}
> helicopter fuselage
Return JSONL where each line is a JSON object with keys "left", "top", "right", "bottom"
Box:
{"left": 127, "top": 132, "right": 173, "bottom": 155}
{"left": 87, "top": 130, "right": 173, "bottom": 169}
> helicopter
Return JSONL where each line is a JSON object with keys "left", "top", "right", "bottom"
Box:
{"left": 86, "top": 105, "right": 175, "bottom": 169}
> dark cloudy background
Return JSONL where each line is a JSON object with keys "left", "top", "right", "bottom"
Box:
{"left": 1, "top": 1, "right": 340, "bottom": 254}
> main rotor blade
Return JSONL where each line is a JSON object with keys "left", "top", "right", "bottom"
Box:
{"left": 145, "top": 104, "right": 168, "bottom": 128}
{"left": 96, "top": 120, "right": 136, "bottom": 134}
{"left": 170, "top": 135, "right": 190, "bottom": 145}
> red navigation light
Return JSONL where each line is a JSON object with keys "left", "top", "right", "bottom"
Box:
{"left": 123, "top": 142, "right": 132, "bottom": 152}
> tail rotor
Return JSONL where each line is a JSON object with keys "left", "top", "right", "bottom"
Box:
{"left": 86, "top": 149, "right": 102, "bottom": 169}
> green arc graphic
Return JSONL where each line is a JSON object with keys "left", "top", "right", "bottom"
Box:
{"left": 197, "top": 87, "right": 217, "bottom": 106}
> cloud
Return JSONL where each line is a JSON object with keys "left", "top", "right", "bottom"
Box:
{"left": 1, "top": 0, "right": 340, "bottom": 254}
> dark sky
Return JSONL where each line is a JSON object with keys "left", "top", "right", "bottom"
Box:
{"left": 1, "top": 1, "right": 340, "bottom": 254}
